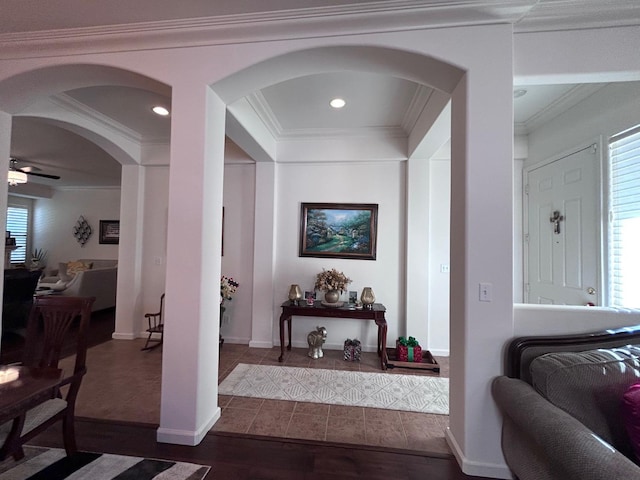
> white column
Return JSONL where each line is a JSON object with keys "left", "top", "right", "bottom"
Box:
{"left": 113, "top": 164, "right": 145, "bottom": 339}
{"left": 157, "top": 83, "right": 225, "bottom": 445}
{"left": 250, "top": 161, "right": 277, "bottom": 348}
{"left": 446, "top": 27, "right": 515, "bottom": 479}
{"left": 405, "top": 157, "right": 430, "bottom": 344}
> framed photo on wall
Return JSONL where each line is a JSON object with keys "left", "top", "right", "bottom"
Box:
{"left": 299, "top": 203, "right": 378, "bottom": 260}
{"left": 99, "top": 220, "right": 120, "bottom": 244}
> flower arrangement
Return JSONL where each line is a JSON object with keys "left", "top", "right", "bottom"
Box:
{"left": 314, "top": 268, "right": 352, "bottom": 293}
{"left": 220, "top": 276, "right": 239, "bottom": 304}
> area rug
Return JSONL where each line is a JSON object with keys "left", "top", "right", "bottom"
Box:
{"left": 219, "top": 363, "right": 449, "bottom": 414}
{"left": 0, "top": 446, "right": 210, "bottom": 479}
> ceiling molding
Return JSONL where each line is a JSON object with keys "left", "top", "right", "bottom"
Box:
{"left": 0, "top": 1, "right": 538, "bottom": 59}
{"left": 514, "top": 0, "right": 640, "bottom": 33}
{"left": 246, "top": 92, "right": 283, "bottom": 138}
{"left": 50, "top": 93, "right": 143, "bottom": 144}
{"left": 521, "top": 83, "right": 607, "bottom": 133}
{"left": 402, "top": 85, "right": 435, "bottom": 134}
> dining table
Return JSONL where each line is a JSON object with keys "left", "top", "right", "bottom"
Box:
{"left": 0, "top": 366, "right": 63, "bottom": 425}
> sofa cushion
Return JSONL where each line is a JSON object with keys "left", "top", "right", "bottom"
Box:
{"left": 65, "top": 260, "right": 92, "bottom": 278}
{"left": 530, "top": 345, "right": 640, "bottom": 458}
{"left": 622, "top": 383, "right": 640, "bottom": 462}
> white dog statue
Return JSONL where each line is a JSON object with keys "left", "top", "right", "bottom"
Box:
{"left": 307, "top": 326, "right": 328, "bottom": 359}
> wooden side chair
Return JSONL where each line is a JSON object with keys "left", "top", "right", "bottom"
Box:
{"left": 0, "top": 295, "right": 95, "bottom": 461}
{"left": 142, "top": 293, "right": 165, "bottom": 351}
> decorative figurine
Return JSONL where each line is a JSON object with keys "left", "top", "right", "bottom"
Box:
{"left": 307, "top": 326, "right": 328, "bottom": 359}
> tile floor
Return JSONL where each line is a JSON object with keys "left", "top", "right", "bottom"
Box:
{"left": 60, "top": 339, "right": 451, "bottom": 455}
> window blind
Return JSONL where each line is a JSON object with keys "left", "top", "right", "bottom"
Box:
{"left": 6, "top": 206, "right": 28, "bottom": 264}
{"left": 609, "top": 125, "right": 640, "bottom": 307}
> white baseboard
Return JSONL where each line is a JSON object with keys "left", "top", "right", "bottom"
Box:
{"left": 428, "top": 349, "right": 449, "bottom": 357}
{"left": 157, "top": 407, "right": 221, "bottom": 445}
{"left": 111, "top": 332, "right": 136, "bottom": 340}
{"left": 221, "top": 336, "right": 250, "bottom": 345}
{"left": 248, "top": 340, "right": 273, "bottom": 348}
{"left": 445, "top": 428, "right": 512, "bottom": 479}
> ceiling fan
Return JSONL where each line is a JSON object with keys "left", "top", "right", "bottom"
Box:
{"left": 8, "top": 158, "right": 61, "bottom": 185}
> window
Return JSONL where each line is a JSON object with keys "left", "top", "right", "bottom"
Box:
{"left": 6, "top": 205, "right": 29, "bottom": 264}
{"left": 608, "top": 125, "right": 640, "bottom": 308}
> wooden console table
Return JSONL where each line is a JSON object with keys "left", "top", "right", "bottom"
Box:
{"left": 278, "top": 301, "right": 388, "bottom": 370}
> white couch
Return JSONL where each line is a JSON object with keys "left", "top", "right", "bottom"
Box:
{"left": 39, "top": 259, "right": 117, "bottom": 311}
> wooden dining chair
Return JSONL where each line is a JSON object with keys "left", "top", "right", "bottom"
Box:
{"left": 0, "top": 295, "right": 95, "bottom": 461}
{"left": 141, "top": 293, "right": 165, "bottom": 351}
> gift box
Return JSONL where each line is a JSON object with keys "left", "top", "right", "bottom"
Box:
{"left": 343, "top": 338, "right": 362, "bottom": 362}
{"left": 396, "top": 336, "right": 422, "bottom": 362}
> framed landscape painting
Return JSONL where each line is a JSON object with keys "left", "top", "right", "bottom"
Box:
{"left": 299, "top": 203, "right": 378, "bottom": 260}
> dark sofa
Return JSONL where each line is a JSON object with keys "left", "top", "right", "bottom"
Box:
{"left": 492, "top": 326, "right": 640, "bottom": 480}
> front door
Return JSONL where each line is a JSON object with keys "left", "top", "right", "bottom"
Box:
{"left": 525, "top": 144, "right": 600, "bottom": 305}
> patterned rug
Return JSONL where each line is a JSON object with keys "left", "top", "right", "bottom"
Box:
{"left": 0, "top": 447, "right": 210, "bottom": 479}
{"left": 219, "top": 363, "right": 449, "bottom": 414}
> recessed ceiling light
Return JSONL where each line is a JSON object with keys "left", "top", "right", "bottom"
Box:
{"left": 330, "top": 98, "right": 346, "bottom": 109}
{"left": 513, "top": 89, "right": 528, "bottom": 99}
{"left": 152, "top": 106, "right": 170, "bottom": 116}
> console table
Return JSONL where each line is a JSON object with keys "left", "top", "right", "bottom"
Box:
{"left": 279, "top": 301, "right": 388, "bottom": 370}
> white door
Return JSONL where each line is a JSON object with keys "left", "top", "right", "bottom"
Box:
{"left": 525, "top": 144, "right": 600, "bottom": 305}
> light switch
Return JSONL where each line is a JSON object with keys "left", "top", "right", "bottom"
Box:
{"left": 479, "top": 283, "right": 492, "bottom": 302}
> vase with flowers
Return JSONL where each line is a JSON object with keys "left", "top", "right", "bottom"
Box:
{"left": 315, "top": 268, "right": 352, "bottom": 306}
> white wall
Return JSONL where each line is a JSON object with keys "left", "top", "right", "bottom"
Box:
{"left": 428, "top": 159, "right": 450, "bottom": 355}
{"left": 139, "top": 166, "right": 169, "bottom": 334}
{"left": 527, "top": 82, "right": 640, "bottom": 166}
{"left": 274, "top": 161, "right": 405, "bottom": 351}
{"left": 221, "top": 162, "right": 256, "bottom": 344}
{"left": 33, "top": 188, "right": 120, "bottom": 267}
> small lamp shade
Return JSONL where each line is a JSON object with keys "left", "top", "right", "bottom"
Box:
{"left": 361, "top": 287, "right": 375, "bottom": 309}
{"left": 288, "top": 284, "right": 302, "bottom": 305}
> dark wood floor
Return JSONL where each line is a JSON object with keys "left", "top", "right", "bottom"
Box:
{"left": 2, "top": 309, "right": 492, "bottom": 479}
{"left": 28, "top": 419, "right": 491, "bottom": 480}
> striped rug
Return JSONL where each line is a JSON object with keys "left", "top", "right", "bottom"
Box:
{"left": 0, "top": 447, "right": 210, "bottom": 479}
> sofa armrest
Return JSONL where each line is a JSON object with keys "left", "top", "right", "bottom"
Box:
{"left": 492, "top": 376, "right": 640, "bottom": 480}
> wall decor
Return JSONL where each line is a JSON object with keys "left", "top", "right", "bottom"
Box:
{"left": 73, "top": 216, "right": 92, "bottom": 247}
{"left": 99, "top": 220, "right": 120, "bottom": 244}
{"left": 299, "top": 203, "right": 378, "bottom": 260}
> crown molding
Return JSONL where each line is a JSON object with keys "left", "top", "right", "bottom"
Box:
{"left": 522, "top": 83, "right": 606, "bottom": 133}
{"left": 246, "top": 92, "right": 283, "bottom": 138}
{"left": 50, "top": 93, "right": 143, "bottom": 144}
{"left": 514, "top": 0, "right": 640, "bottom": 33}
{"left": 0, "top": 1, "right": 537, "bottom": 59}
{"left": 402, "top": 85, "right": 435, "bottom": 134}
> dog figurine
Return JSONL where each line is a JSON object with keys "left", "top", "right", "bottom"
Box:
{"left": 307, "top": 326, "right": 328, "bottom": 359}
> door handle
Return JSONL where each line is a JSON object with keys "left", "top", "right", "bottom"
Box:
{"left": 587, "top": 287, "right": 596, "bottom": 295}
